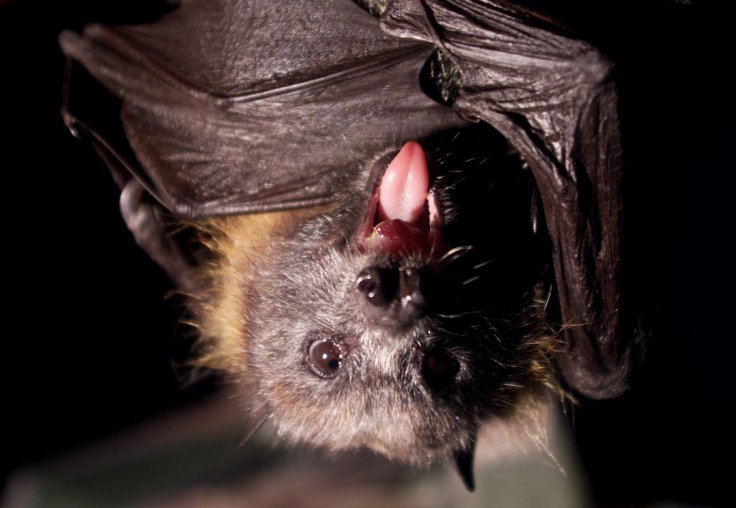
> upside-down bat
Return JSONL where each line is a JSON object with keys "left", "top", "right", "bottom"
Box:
{"left": 59, "top": 0, "right": 641, "bottom": 490}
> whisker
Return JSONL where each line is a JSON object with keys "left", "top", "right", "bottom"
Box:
{"left": 445, "top": 177, "right": 467, "bottom": 190}
{"left": 472, "top": 259, "right": 495, "bottom": 270}
{"left": 439, "top": 245, "right": 473, "bottom": 264}
{"left": 543, "top": 284, "right": 553, "bottom": 312}
{"left": 437, "top": 307, "right": 499, "bottom": 319}
{"left": 461, "top": 275, "right": 481, "bottom": 286}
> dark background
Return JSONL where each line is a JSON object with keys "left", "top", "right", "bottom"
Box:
{"left": 2, "top": 0, "right": 217, "bottom": 493}
{"left": 2, "top": 1, "right": 734, "bottom": 507}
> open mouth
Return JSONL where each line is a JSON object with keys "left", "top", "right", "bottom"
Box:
{"left": 357, "top": 141, "right": 443, "bottom": 258}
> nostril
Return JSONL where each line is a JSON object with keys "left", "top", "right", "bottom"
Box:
{"left": 357, "top": 265, "right": 426, "bottom": 328}
{"left": 356, "top": 267, "right": 397, "bottom": 307}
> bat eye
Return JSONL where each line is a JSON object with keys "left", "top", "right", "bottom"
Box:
{"left": 422, "top": 349, "right": 460, "bottom": 389}
{"left": 307, "top": 339, "right": 345, "bottom": 379}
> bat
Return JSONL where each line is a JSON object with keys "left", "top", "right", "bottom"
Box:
{"left": 59, "top": 0, "right": 641, "bottom": 490}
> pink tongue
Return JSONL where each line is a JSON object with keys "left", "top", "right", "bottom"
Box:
{"left": 377, "top": 141, "right": 429, "bottom": 223}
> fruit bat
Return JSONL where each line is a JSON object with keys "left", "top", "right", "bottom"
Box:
{"left": 59, "top": 0, "right": 640, "bottom": 491}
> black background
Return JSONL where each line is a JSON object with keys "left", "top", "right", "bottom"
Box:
{"left": 2, "top": 0, "right": 216, "bottom": 491}
{"left": 2, "top": 1, "right": 734, "bottom": 507}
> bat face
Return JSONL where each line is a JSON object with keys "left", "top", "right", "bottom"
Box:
{"left": 199, "top": 124, "right": 558, "bottom": 480}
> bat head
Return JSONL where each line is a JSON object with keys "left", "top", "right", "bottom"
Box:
{"left": 200, "top": 124, "right": 558, "bottom": 488}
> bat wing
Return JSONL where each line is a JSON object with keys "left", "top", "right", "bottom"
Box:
{"left": 59, "top": 0, "right": 465, "bottom": 218}
{"left": 60, "top": 0, "right": 640, "bottom": 398}
{"left": 382, "top": 0, "right": 637, "bottom": 398}
{"left": 59, "top": 0, "right": 466, "bottom": 289}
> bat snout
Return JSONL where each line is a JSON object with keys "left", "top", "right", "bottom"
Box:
{"left": 355, "top": 265, "right": 426, "bottom": 329}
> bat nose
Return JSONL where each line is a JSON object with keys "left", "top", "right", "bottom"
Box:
{"left": 356, "top": 265, "right": 425, "bottom": 328}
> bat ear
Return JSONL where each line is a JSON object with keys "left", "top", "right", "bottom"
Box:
{"left": 452, "top": 434, "right": 477, "bottom": 492}
{"left": 119, "top": 179, "right": 199, "bottom": 291}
